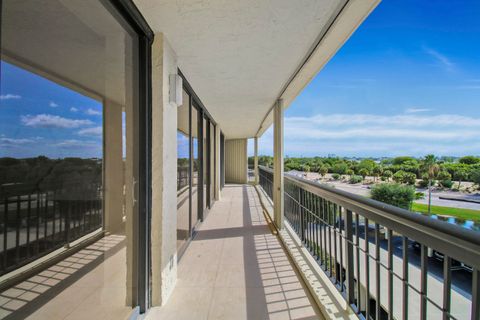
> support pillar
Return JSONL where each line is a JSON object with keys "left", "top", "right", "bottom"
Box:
{"left": 273, "top": 99, "right": 284, "bottom": 229}
{"left": 151, "top": 33, "right": 178, "bottom": 306}
{"left": 103, "top": 100, "right": 124, "bottom": 234}
{"left": 254, "top": 137, "right": 259, "bottom": 185}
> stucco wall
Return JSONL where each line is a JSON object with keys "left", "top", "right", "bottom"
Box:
{"left": 225, "top": 139, "right": 247, "bottom": 184}
{"left": 151, "top": 33, "right": 178, "bottom": 306}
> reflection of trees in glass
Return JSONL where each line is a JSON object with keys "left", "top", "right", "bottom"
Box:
{"left": 0, "top": 156, "right": 102, "bottom": 200}
{"left": 177, "top": 158, "right": 189, "bottom": 191}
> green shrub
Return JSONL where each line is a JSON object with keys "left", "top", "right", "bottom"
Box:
{"left": 332, "top": 173, "right": 340, "bottom": 180}
{"left": 370, "top": 183, "right": 415, "bottom": 210}
{"left": 439, "top": 179, "right": 453, "bottom": 189}
{"left": 415, "top": 192, "right": 425, "bottom": 200}
{"left": 349, "top": 175, "right": 363, "bottom": 184}
{"left": 358, "top": 168, "right": 369, "bottom": 178}
{"left": 403, "top": 172, "right": 417, "bottom": 185}
{"left": 393, "top": 170, "right": 406, "bottom": 183}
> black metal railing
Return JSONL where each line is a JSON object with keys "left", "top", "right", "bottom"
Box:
{"left": 0, "top": 182, "right": 102, "bottom": 276}
{"left": 259, "top": 166, "right": 480, "bottom": 320}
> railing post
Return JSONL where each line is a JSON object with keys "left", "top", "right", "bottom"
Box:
{"left": 345, "top": 209, "right": 355, "bottom": 305}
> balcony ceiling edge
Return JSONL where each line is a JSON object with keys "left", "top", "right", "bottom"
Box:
{"left": 255, "top": 0, "right": 381, "bottom": 138}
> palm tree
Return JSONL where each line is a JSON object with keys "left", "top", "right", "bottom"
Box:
{"left": 420, "top": 154, "right": 439, "bottom": 214}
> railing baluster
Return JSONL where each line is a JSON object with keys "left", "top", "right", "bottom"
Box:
{"left": 44, "top": 192, "right": 48, "bottom": 249}
{"left": 420, "top": 244, "right": 428, "bottom": 320}
{"left": 345, "top": 209, "right": 354, "bottom": 305}
{"left": 339, "top": 205, "right": 344, "bottom": 291}
{"left": 355, "top": 213, "right": 361, "bottom": 314}
{"left": 333, "top": 202, "right": 338, "bottom": 284}
{"left": 472, "top": 268, "right": 479, "bottom": 320}
{"left": 3, "top": 198, "right": 8, "bottom": 270}
{"left": 442, "top": 256, "right": 451, "bottom": 320}
{"left": 388, "top": 228, "right": 393, "bottom": 320}
{"left": 16, "top": 195, "right": 21, "bottom": 264}
{"left": 375, "top": 223, "right": 381, "bottom": 320}
{"left": 328, "top": 201, "right": 333, "bottom": 277}
{"left": 402, "top": 236, "right": 409, "bottom": 320}
{"left": 365, "top": 218, "right": 370, "bottom": 320}
{"left": 27, "top": 194, "right": 31, "bottom": 257}
{"left": 36, "top": 192, "right": 40, "bottom": 255}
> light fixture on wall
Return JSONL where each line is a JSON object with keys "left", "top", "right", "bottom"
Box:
{"left": 169, "top": 74, "right": 183, "bottom": 106}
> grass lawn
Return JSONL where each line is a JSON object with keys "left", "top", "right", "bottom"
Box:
{"left": 411, "top": 202, "right": 480, "bottom": 222}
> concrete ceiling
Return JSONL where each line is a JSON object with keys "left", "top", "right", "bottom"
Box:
{"left": 134, "top": 0, "right": 379, "bottom": 139}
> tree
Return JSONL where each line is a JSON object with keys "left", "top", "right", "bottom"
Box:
{"left": 382, "top": 170, "right": 393, "bottom": 182}
{"left": 459, "top": 156, "right": 480, "bottom": 165}
{"left": 454, "top": 169, "right": 468, "bottom": 189}
{"left": 393, "top": 170, "right": 406, "bottom": 183}
{"left": 372, "top": 166, "right": 383, "bottom": 182}
{"left": 358, "top": 168, "right": 369, "bottom": 180}
{"left": 470, "top": 169, "right": 480, "bottom": 186}
{"left": 345, "top": 169, "right": 354, "bottom": 176}
{"left": 420, "top": 154, "right": 440, "bottom": 214}
{"left": 318, "top": 166, "right": 328, "bottom": 178}
{"left": 371, "top": 183, "right": 415, "bottom": 210}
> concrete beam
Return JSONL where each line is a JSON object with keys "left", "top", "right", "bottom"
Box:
{"left": 273, "top": 99, "right": 284, "bottom": 229}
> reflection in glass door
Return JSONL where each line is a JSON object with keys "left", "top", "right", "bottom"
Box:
{"left": 191, "top": 104, "right": 199, "bottom": 229}
{"left": 202, "top": 116, "right": 207, "bottom": 214}
{"left": 177, "top": 89, "right": 190, "bottom": 250}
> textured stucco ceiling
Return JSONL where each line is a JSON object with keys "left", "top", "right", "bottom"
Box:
{"left": 134, "top": 0, "right": 347, "bottom": 139}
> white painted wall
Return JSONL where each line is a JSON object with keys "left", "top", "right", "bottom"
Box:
{"left": 151, "top": 33, "right": 178, "bottom": 306}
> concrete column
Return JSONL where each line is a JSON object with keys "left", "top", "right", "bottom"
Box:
{"left": 214, "top": 126, "right": 221, "bottom": 200}
{"left": 151, "top": 33, "right": 178, "bottom": 306}
{"left": 254, "top": 137, "right": 259, "bottom": 185}
{"left": 273, "top": 99, "right": 284, "bottom": 229}
{"left": 103, "top": 100, "right": 124, "bottom": 234}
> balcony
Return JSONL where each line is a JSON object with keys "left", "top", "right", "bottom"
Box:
{"left": 146, "top": 184, "right": 323, "bottom": 320}
{"left": 258, "top": 166, "right": 480, "bottom": 320}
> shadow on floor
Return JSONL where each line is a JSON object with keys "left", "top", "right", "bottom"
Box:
{"left": 237, "top": 185, "right": 321, "bottom": 319}
{"left": 0, "top": 234, "right": 125, "bottom": 320}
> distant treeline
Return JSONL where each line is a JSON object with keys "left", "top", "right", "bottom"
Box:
{"left": 250, "top": 155, "right": 480, "bottom": 185}
{"left": 0, "top": 156, "right": 102, "bottom": 198}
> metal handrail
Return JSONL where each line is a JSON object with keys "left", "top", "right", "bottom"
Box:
{"left": 259, "top": 165, "right": 480, "bottom": 269}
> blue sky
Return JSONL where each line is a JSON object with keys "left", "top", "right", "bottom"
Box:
{"left": 2, "top": 0, "right": 480, "bottom": 160}
{"left": 256, "top": 0, "right": 480, "bottom": 158}
{"left": 0, "top": 61, "right": 103, "bottom": 158}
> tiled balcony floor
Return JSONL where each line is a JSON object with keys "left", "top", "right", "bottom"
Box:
{"left": 147, "top": 184, "right": 323, "bottom": 320}
{"left": 0, "top": 234, "right": 131, "bottom": 320}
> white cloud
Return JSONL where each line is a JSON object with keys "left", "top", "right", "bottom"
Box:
{"left": 21, "top": 114, "right": 93, "bottom": 128}
{"left": 49, "top": 101, "right": 58, "bottom": 108}
{"left": 78, "top": 126, "right": 102, "bottom": 137}
{"left": 0, "top": 137, "right": 35, "bottom": 144}
{"left": 70, "top": 107, "right": 78, "bottom": 112}
{"left": 405, "top": 108, "right": 432, "bottom": 113}
{"left": 0, "top": 94, "right": 21, "bottom": 100}
{"left": 256, "top": 113, "right": 480, "bottom": 157}
{"left": 85, "top": 108, "right": 102, "bottom": 116}
{"left": 54, "top": 139, "right": 98, "bottom": 148}
{"left": 423, "top": 46, "right": 455, "bottom": 72}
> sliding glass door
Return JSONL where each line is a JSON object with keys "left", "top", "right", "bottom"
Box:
{"left": 0, "top": 0, "right": 151, "bottom": 316}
